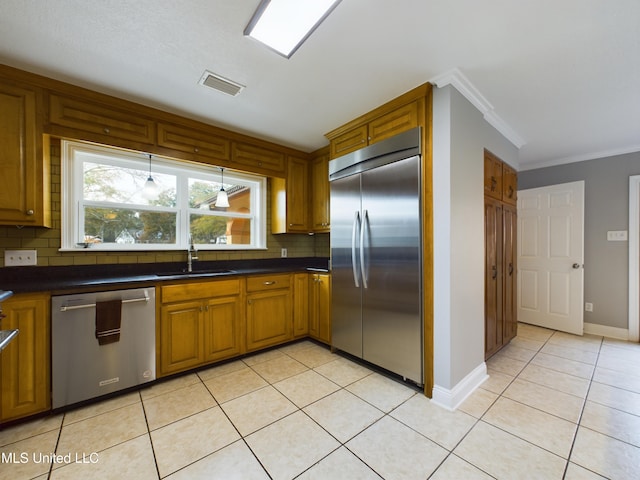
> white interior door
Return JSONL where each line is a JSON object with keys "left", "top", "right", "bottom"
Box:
{"left": 517, "top": 181, "right": 585, "bottom": 335}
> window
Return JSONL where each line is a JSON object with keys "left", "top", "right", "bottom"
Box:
{"left": 61, "top": 141, "right": 266, "bottom": 251}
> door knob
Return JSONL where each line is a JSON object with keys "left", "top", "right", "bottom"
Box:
{"left": 572, "top": 263, "right": 581, "bottom": 269}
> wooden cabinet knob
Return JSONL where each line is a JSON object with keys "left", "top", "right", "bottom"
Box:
{"left": 26, "top": 209, "right": 34, "bottom": 215}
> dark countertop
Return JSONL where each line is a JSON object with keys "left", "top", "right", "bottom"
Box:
{"left": 0, "top": 257, "right": 330, "bottom": 294}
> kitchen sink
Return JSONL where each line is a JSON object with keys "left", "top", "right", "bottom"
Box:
{"left": 155, "top": 269, "right": 237, "bottom": 277}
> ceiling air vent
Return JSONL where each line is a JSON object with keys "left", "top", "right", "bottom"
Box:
{"left": 199, "top": 71, "right": 245, "bottom": 96}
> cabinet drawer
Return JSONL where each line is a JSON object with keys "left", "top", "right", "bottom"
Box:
{"left": 161, "top": 278, "right": 240, "bottom": 303}
{"left": 157, "top": 122, "right": 231, "bottom": 162}
{"left": 246, "top": 274, "right": 291, "bottom": 292}
{"left": 232, "top": 142, "right": 286, "bottom": 175}
{"left": 49, "top": 94, "right": 155, "bottom": 144}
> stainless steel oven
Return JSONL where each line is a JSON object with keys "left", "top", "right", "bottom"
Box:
{"left": 51, "top": 287, "right": 156, "bottom": 409}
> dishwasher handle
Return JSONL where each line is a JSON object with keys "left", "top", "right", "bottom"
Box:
{"left": 59, "top": 295, "right": 149, "bottom": 312}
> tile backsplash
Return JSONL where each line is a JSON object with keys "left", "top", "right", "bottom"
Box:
{"left": 0, "top": 139, "right": 329, "bottom": 268}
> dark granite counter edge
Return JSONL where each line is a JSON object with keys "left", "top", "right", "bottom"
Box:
{"left": 0, "top": 257, "right": 330, "bottom": 294}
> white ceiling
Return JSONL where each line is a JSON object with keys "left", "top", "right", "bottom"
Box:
{"left": 1, "top": 0, "right": 639, "bottom": 170}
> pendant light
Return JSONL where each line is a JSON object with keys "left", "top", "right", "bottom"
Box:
{"left": 215, "top": 167, "right": 230, "bottom": 208}
{"left": 142, "top": 154, "right": 159, "bottom": 200}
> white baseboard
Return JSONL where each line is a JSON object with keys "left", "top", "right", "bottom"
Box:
{"left": 584, "top": 322, "right": 629, "bottom": 340}
{"left": 431, "top": 363, "right": 488, "bottom": 411}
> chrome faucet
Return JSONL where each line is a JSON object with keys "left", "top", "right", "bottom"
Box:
{"left": 187, "top": 236, "right": 198, "bottom": 273}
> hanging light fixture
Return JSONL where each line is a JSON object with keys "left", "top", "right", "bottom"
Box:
{"left": 142, "top": 154, "right": 159, "bottom": 200}
{"left": 215, "top": 167, "right": 230, "bottom": 208}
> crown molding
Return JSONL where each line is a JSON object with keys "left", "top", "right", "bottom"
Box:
{"left": 430, "top": 68, "right": 526, "bottom": 149}
{"left": 519, "top": 144, "right": 640, "bottom": 171}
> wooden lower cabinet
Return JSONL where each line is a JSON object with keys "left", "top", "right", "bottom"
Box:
{"left": 203, "top": 296, "right": 243, "bottom": 363}
{"left": 246, "top": 274, "right": 292, "bottom": 351}
{"left": 159, "top": 279, "right": 242, "bottom": 376}
{"left": 0, "top": 293, "right": 51, "bottom": 422}
{"left": 309, "top": 273, "right": 331, "bottom": 344}
{"left": 160, "top": 300, "right": 204, "bottom": 375}
{"left": 293, "top": 273, "right": 309, "bottom": 337}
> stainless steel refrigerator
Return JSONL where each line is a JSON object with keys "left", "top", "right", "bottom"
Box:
{"left": 329, "top": 127, "right": 423, "bottom": 385}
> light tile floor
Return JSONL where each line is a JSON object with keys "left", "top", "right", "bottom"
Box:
{"left": 1, "top": 323, "right": 639, "bottom": 479}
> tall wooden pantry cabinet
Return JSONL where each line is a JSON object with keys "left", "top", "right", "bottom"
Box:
{"left": 484, "top": 150, "right": 517, "bottom": 359}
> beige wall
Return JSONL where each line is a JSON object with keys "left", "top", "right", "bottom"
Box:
{"left": 0, "top": 138, "right": 329, "bottom": 267}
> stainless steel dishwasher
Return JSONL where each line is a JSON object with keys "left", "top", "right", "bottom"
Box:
{"left": 51, "top": 287, "right": 156, "bottom": 409}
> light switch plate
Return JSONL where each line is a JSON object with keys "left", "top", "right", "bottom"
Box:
{"left": 4, "top": 249, "right": 37, "bottom": 266}
{"left": 607, "top": 230, "right": 628, "bottom": 241}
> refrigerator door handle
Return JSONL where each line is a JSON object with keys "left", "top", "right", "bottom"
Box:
{"left": 352, "top": 211, "right": 361, "bottom": 287}
{"left": 360, "top": 209, "right": 369, "bottom": 289}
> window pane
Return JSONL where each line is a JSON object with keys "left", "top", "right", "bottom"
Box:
{"left": 83, "top": 207, "right": 177, "bottom": 245}
{"left": 83, "top": 162, "right": 177, "bottom": 206}
{"left": 189, "top": 178, "right": 251, "bottom": 212}
{"left": 190, "top": 213, "right": 252, "bottom": 245}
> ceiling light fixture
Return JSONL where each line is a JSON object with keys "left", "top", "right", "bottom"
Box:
{"left": 142, "top": 154, "right": 159, "bottom": 200}
{"left": 244, "top": 0, "right": 341, "bottom": 58}
{"left": 215, "top": 167, "right": 230, "bottom": 208}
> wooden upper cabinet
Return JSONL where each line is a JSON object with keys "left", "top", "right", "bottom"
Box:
{"left": 283, "top": 155, "right": 310, "bottom": 232}
{"left": 368, "top": 101, "right": 419, "bottom": 145}
{"left": 232, "top": 141, "right": 286, "bottom": 176}
{"left": 157, "top": 122, "right": 230, "bottom": 163}
{"left": 484, "top": 150, "right": 503, "bottom": 200}
{"left": 328, "top": 102, "right": 419, "bottom": 159}
{"left": 311, "top": 147, "right": 330, "bottom": 232}
{"left": 0, "top": 82, "right": 50, "bottom": 227}
{"left": 502, "top": 163, "right": 517, "bottom": 205}
{"left": 48, "top": 93, "right": 155, "bottom": 146}
{"left": 484, "top": 149, "right": 517, "bottom": 204}
{"left": 326, "top": 84, "right": 430, "bottom": 161}
{"left": 272, "top": 155, "right": 311, "bottom": 234}
{"left": 330, "top": 125, "right": 367, "bottom": 158}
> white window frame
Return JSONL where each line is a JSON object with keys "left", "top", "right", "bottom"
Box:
{"left": 61, "top": 140, "right": 267, "bottom": 251}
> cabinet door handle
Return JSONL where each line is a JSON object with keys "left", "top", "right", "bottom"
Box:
{"left": 263, "top": 281, "right": 276, "bottom": 285}
{"left": 247, "top": 299, "right": 252, "bottom": 305}
{"left": 508, "top": 186, "right": 514, "bottom": 198}
{"left": 26, "top": 209, "right": 34, "bottom": 216}
{"left": 492, "top": 265, "right": 497, "bottom": 279}
{"left": 103, "top": 127, "right": 110, "bottom": 134}
{"left": 508, "top": 263, "right": 513, "bottom": 275}
{"left": 490, "top": 176, "right": 497, "bottom": 192}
